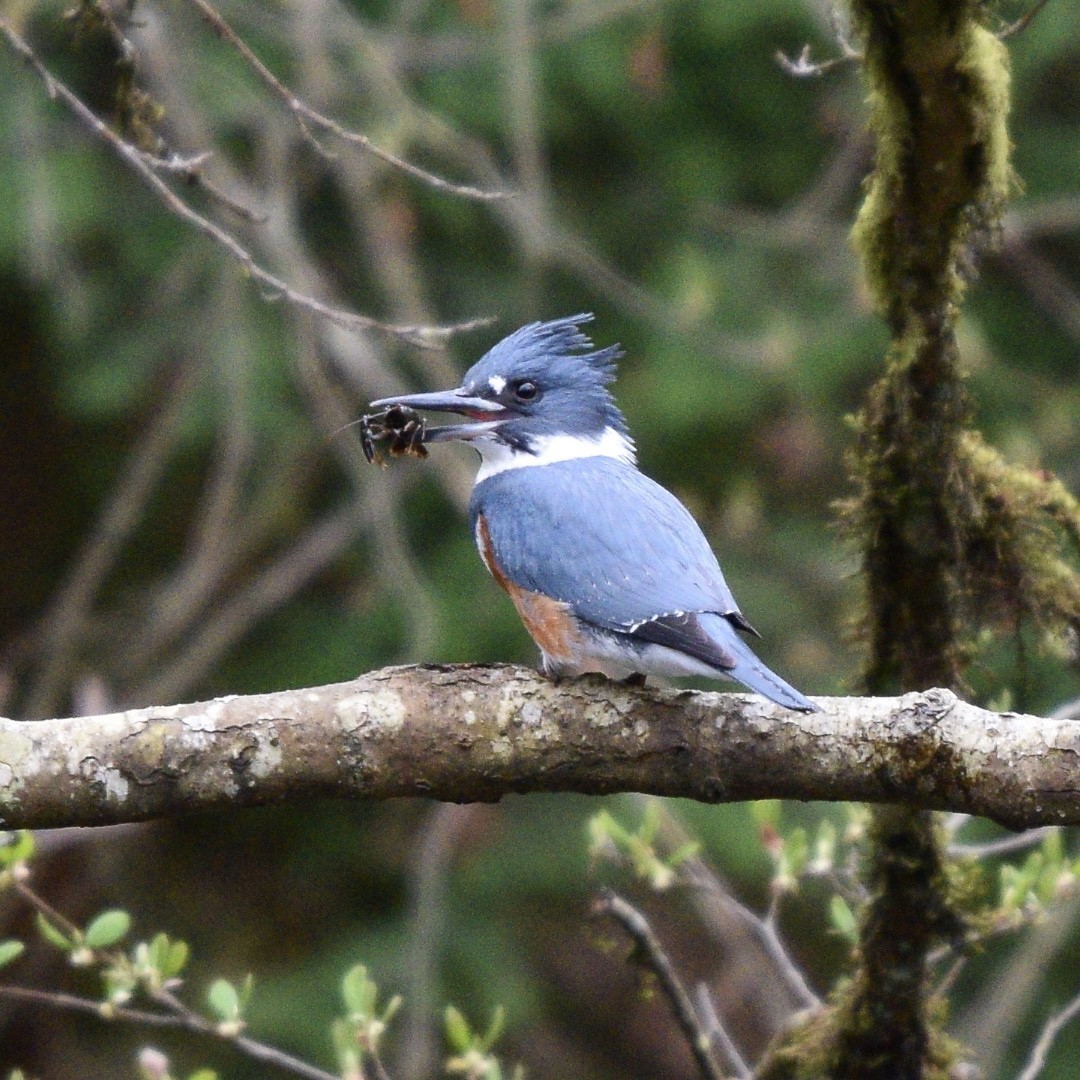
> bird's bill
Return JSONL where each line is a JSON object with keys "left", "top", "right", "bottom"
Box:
{"left": 369, "top": 387, "right": 506, "bottom": 444}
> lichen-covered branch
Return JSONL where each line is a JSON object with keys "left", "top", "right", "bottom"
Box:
{"left": 0, "top": 665, "right": 1077, "bottom": 831}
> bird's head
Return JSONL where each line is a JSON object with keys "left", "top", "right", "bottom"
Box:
{"left": 370, "top": 314, "right": 635, "bottom": 472}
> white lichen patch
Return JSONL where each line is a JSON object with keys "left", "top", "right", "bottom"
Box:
{"left": 495, "top": 684, "right": 521, "bottom": 731}
{"left": 490, "top": 735, "right": 512, "bottom": 759}
{"left": 490, "top": 684, "right": 560, "bottom": 745}
{"left": 461, "top": 689, "right": 477, "bottom": 704}
{"left": 583, "top": 699, "right": 621, "bottom": 729}
{"left": 518, "top": 699, "right": 544, "bottom": 728}
{"left": 336, "top": 690, "right": 406, "bottom": 732}
{"left": 78, "top": 756, "right": 130, "bottom": 803}
{"left": 1043, "top": 719, "right": 1080, "bottom": 753}
{"left": 0, "top": 728, "right": 32, "bottom": 796}
{"left": 102, "top": 767, "right": 129, "bottom": 802}
{"left": 245, "top": 734, "right": 283, "bottom": 778}
{"left": 182, "top": 709, "right": 222, "bottom": 733}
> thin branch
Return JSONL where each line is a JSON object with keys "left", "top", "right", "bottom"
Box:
{"left": 644, "top": 799, "right": 818, "bottom": 1021}
{"left": 949, "top": 826, "right": 1059, "bottom": 859}
{"left": 183, "top": 0, "right": 510, "bottom": 202}
{"left": 682, "top": 860, "right": 821, "bottom": 1012}
{"left": 125, "top": 493, "right": 377, "bottom": 705}
{"left": 13, "top": 879, "right": 82, "bottom": 940}
{"left": 998, "top": 230, "right": 1080, "bottom": 347}
{"left": 0, "top": 21, "right": 489, "bottom": 349}
{"left": 0, "top": 983, "right": 340, "bottom": 1080}
{"left": 956, "top": 896, "right": 1080, "bottom": 1076}
{"left": 0, "top": 983, "right": 188, "bottom": 1027}
{"left": 1016, "top": 990, "right": 1080, "bottom": 1080}
{"left": 999, "top": 0, "right": 1051, "bottom": 40}
{"left": 693, "top": 984, "right": 752, "bottom": 1080}
{"left": 143, "top": 149, "right": 265, "bottom": 221}
{"left": 775, "top": 43, "right": 858, "bottom": 78}
{"left": 152, "top": 985, "right": 341, "bottom": 1080}
{"left": 595, "top": 889, "right": 727, "bottom": 1080}
{"left": 399, "top": 806, "right": 480, "bottom": 1080}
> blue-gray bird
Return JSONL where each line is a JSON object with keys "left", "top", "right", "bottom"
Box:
{"left": 371, "top": 314, "right": 818, "bottom": 712}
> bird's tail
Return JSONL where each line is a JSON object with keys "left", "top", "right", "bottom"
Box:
{"left": 698, "top": 613, "right": 819, "bottom": 713}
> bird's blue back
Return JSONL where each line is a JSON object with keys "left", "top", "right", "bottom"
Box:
{"left": 469, "top": 456, "right": 743, "bottom": 631}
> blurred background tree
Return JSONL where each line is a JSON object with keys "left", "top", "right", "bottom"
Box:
{"left": 0, "top": 0, "right": 1078, "bottom": 1077}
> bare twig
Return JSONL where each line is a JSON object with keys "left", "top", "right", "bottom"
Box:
{"left": 949, "top": 826, "right": 1059, "bottom": 859}
{"left": 595, "top": 889, "right": 727, "bottom": 1080}
{"left": 957, "top": 895, "right": 1080, "bottom": 1076}
{"left": 998, "top": 231, "right": 1080, "bottom": 346}
{"left": 0, "top": 982, "right": 339, "bottom": 1080}
{"left": 0, "top": 21, "right": 489, "bottom": 348}
{"left": 183, "top": 0, "right": 509, "bottom": 202}
{"left": 639, "top": 797, "right": 818, "bottom": 1025}
{"left": 775, "top": 43, "right": 858, "bottom": 78}
{"left": 1016, "top": 989, "right": 1080, "bottom": 1080}
{"left": 683, "top": 860, "right": 821, "bottom": 1012}
{"left": 152, "top": 985, "right": 342, "bottom": 1080}
{"left": 143, "top": 149, "right": 265, "bottom": 221}
{"left": 127, "top": 493, "right": 378, "bottom": 705}
{"left": 0, "top": 983, "right": 189, "bottom": 1027}
{"left": 693, "top": 983, "right": 752, "bottom": 1080}
{"left": 999, "top": 0, "right": 1051, "bottom": 40}
{"left": 13, "top": 878, "right": 82, "bottom": 940}
{"left": 23, "top": 359, "right": 199, "bottom": 719}
{"left": 399, "top": 806, "right": 481, "bottom": 1080}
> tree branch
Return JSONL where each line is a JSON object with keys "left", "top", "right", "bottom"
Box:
{"left": 0, "top": 665, "right": 1077, "bottom": 830}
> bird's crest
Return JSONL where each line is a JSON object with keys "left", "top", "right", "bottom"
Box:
{"left": 474, "top": 313, "right": 624, "bottom": 386}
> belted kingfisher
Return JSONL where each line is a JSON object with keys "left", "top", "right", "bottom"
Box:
{"left": 371, "top": 314, "right": 818, "bottom": 712}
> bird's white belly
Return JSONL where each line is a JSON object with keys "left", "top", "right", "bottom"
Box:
{"left": 545, "top": 628, "right": 727, "bottom": 682}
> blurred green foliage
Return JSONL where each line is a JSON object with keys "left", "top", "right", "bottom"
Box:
{"left": 1, "top": 0, "right": 1079, "bottom": 1077}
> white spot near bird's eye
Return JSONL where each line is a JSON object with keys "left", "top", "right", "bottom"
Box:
{"left": 475, "top": 426, "right": 636, "bottom": 483}
{"left": 488, "top": 375, "right": 507, "bottom": 395}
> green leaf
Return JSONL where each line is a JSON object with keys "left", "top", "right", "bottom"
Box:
{"left": 811, "top": 820, "right": 837, "bottom": 872}
{"left": 829, "top": 896, "right": 858, "bottom": 943}
{"left": 207, "top": 979, "right": 240, "bottom": 1022}
{"left": 164, "top": 940, "right": 190, "bottom": 979}
{"left": 444, "top": 1005, "right": 473, "bottom": 1053}
{"left": 750, "top": 800, "right": 782, "bottom": 827}
{"left": 0, "top": 939, "right": 24, "bottom": 968}
{"left": 186, "top": 1070, "right": 218, "bottom": 1080}
{"left": 639, "top": 801, "right": 661, "bottom": 843}
{"left": 784, "top": 828, "right": 809, "bottom": 879}
{"left": 0, "top": 832, "right": 35, "bottom": 869}
{"left": 84, "top": 910, "right": 132, "bottom": 949}
{"left": 1042, "top": 827, "right": 1064, "bottom": 865}
{"left": 667, "top": 841, "right": 701, "bottom": 869}
{"left": 35, "top": 912, "right": 74, "bottom": 951}
{"left": 480, "top": 1005, "right": 505, "bottom": 1051}
{"left": 342, "top": 963, "right": 377, "bottom": 1018}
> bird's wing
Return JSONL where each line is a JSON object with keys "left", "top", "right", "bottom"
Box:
{"left": 469, "top": 457, "right": 748, "bottom": 633}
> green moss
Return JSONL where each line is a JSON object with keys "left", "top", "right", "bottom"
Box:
{"left": 850, "top": 3, "right": 1016, "bottom": 327}
{"left": 825, "top": 4, "right": 1079, "bottom": 1079}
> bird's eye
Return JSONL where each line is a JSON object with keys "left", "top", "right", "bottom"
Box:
{"left": 512, "top": 380, "right": 540, "bottom": 402}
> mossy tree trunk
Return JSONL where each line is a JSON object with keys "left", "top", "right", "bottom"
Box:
{"left": 834, "top": 5, "right": 1007, "bottom": 1079}
{"left": 765, "top": 3, "right": 1080, "bottom": 1079}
